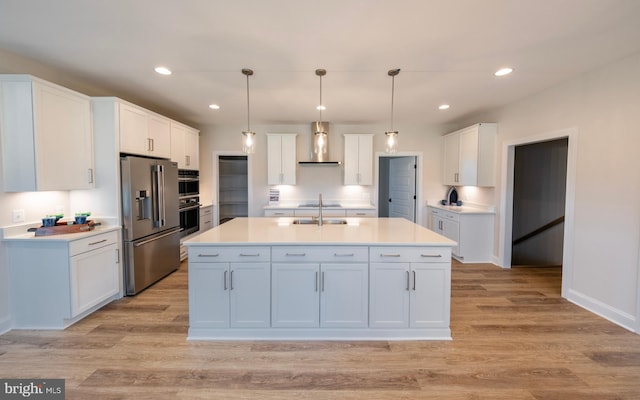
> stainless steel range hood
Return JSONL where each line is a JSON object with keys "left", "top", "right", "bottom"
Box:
{"left": 298, "top": 122, "right": 341, "bottom": 165}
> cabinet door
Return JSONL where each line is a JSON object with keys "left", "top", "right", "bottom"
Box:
{"left": 443, "top": 132, "right": 460, "bottom": 185}
{"left": 442, "top": 219, "right": 460, "bottom": 257}
{"left": 267, "top": 134, "right": 296, "bottom": 185}
{"left": 148, "top": 114, "right": 171, "bottom": 158}
{"left": 184, "top": 128, "right": 199, "bottom": 170}
{"left": 119, "top": 103, "right": 149, "bottom": 155}
{"left": 188, "top": 263, "right": 230, "bottom": 328}
{"left": 369, "top": 262, "right": 410, "bottom": 328}
{"left": 69, "top": 243, "right": 119, "bottom": 317}
{"left": 271, "top": 263, "right": 319, "bottom": 327}
{"left": 229, "top": 263, "right": 270, "bottom": 328}
{"left": 170, "top": 122, "right": 186, "bottom": 168}
{"left": 34, "top": 81, "right": 94, "bottom": 190}
{"left": 343, "top": 134, "right": 373, "bottom": 185}
{"left": 410, "top": 263, "right": 450, "bottom": 328}
{"left": 458, "top": 126, "right": 479, "bottom": 186}
{"left": 320, "top": 263, "right": 368, "bottom": 328}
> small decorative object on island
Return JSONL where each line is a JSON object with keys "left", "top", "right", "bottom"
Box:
{"left": 241, "top": 68, "right": 256, "bottom": 154}
{"left": 385, "top": 68, "right": 401, "bottom": 153}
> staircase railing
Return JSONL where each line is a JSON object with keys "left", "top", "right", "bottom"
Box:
{"left": 512, "top": 216, "right": 565, "bottom": 246}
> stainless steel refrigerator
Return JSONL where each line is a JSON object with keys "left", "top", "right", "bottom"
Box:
{"left": 121, "top": 155, "right": 181, "bottom": 295}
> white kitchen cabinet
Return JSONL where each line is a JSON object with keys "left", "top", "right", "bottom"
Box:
{"left": 271, "top": 246, "right": 369, "bottom": 328}
{"left": 267, "top": 133, "right": 297, "bottom": 185}
{"left": 343, "top": 134, "right": 374, "bottom": 185}
{"left": 0, "top": 75, "right": 94, "bottom": 191}
{"left": 199, "top": 205, "right": 213, "bottom": 232}
{"left": 7, "top": 229, "right": 121, "bottom": 329}
{"left": 119, "top": 102, "right": 171, "bottom": 159}
{"left": 369, "top": 246, "right": 450, "bottom": 329}
{"left": 188, "top": 246, "right": 271, "bottom": 329}
{"left": 429, "top": 206, "right": 494, "bottom": 263}
{"left": 442, "top": 123, "right": 496, "bottom": 187}
{"left": 171, "top": 121, "right": 200, "bottom": 170}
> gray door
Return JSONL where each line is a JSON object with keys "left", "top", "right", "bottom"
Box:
{"left": 388, "top": 156, "right": 416, "bottom": 222}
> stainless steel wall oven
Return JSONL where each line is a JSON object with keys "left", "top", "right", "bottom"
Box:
{"left": 178, "top": 169, "right": 200, "bottom": 237}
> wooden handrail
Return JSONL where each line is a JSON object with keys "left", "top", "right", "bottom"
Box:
{"left": 512, "top": 216, "right": 565, "bottom": 246}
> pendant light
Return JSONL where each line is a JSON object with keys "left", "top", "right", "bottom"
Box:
{"left": 385, "top": 68, "right": 401, "bottom": 153}
{"left": 313, "top": 69, "right": 328, "bottom": 159}
{"left": 241, "top": 68, "right": 255, "bottom": 154}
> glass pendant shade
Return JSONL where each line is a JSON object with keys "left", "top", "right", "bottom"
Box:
{"left": 242, "top": 131, "right": 255, "bottom": 154}
{"left": 385, "top": 130, "right": 398, "bottom": 153}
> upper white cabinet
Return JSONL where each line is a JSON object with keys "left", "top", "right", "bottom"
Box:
{"left": 0, "top": 75, "right": 94, "bottom": 191}
{"left": 442, "top": 123, "right": 496, "bottom": 187}
{"left": 171, "top": 121, "right": 200, "bottom": 170}
{"left": 119, "top": 103, "right": 171, "bottom": 159}
{"left": 267, "top": 133, "right": 297, "bottom": 185}
{"left": 343, "top": 134, "right": 373, "bottom": 185}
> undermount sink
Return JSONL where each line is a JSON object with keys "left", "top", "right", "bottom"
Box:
{"left": 292, "top": 218, "right": 348, "bottom": 225}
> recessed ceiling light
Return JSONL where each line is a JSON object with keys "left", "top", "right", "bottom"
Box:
{"left": 316, "top": 105, "right": 326, "bottom": 111}
{"left": 209, "top": 104, "right": 220, "bottom": 110}
{"left": 154, "top": 66, "right": 172, "bottom": 75}
{"left": 438, "top": 104, "right": 450, "bottom": 110}
{"left": 494, "top": 67, "right": 513, "bottom": 77}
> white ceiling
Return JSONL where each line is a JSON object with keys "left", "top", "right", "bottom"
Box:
{"left": 1, "top": 0, "right": 640, "bottom": 129}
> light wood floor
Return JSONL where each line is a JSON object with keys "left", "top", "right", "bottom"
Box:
{"left": 2, "top": 260, "right": 640, "bottom": 399}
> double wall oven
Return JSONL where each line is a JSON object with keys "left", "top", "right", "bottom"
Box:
{"left": 178, "top": 169, "right": 200, "bottom": 237}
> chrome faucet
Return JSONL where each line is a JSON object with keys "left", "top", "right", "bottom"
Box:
{"left": 318, "top": 193, "right": 323, "bottom": 226}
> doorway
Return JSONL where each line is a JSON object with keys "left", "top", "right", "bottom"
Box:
{"left": 377, "top": 155, "right": 418, "bottom": 223}
{"left": 212, "top": 152, "right": 251, "bottom": 225}
{"left": 511, "top": 138, "right": 568, "bottom": 266}
{"left": 498, "top": 127, "right": 577, "bottom": 298}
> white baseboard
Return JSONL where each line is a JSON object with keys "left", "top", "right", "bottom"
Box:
{"left": 567, "top": 288, "right": 637, "bottom": 333}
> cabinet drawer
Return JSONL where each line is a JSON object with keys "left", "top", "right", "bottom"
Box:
{"left": 370, "top": 246, "right": 450, "bottom": 263}
{"left": 430, "top": 208, "right": 459, "bottom": 222}
{"left": 272, "top": 246, "right": 368, "bottom": 263}
{"left": 69, "top": 231, "right": 118, "bottom": 257}
{"left": 345, "top": 209, "right": 376, "bottom": 217}
{"left": 264, "top": 209, "right": 295, "bottom": 217}
{"left": 189, "top": 246, "right": 270, "bottom": 262}
{"left": 200, "top": 206, "right": 213, "bottom": 216}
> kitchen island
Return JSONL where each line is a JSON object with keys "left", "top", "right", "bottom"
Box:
{"left": 185, "top": 217, "right": 456, "bottom": 340}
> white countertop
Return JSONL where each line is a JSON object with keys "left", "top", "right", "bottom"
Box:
{"left": 1, "top": 222, "right": 120, "bottom": 242}
{"left": 428, "top": 204, "right": 495, "bottom": 215}
{"left": 185, "top": 217, "right": 456, "bottom": 247}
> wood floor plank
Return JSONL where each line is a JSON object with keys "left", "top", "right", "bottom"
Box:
{"left": 1, "top": 260, "right": 640, "bottom": 399}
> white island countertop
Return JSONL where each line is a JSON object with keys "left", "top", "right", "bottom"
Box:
{"left": 185, "top": 217, "right": 456, "bottom": 247}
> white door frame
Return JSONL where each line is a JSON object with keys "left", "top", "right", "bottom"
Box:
{"left": 498, "top": 127, "right": 578, "bottom": 299}
{"left": 211, "top": 151, "right": 253, "bottom": 224}
{"left": 374, "top": 151, "right": 424, "bottom": 226}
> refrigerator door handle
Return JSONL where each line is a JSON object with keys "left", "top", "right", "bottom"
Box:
{"left": 158, "top": 164, "right": 166, "bottom": 228}
{"left": 133, "top": 227, "right": 182, "bottom": 247}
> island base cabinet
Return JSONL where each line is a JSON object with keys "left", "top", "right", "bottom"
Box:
{"left": 369, "top": 263, "right": 410, "bottom": 328}
{"left": 271, "top": 263, "right": 369, "bottom": 329}
{"left": 189, "top": 262, "right": 270, "bottom": 329}
{"left": 410, "top": 264, "right": 451, "bottom": 328}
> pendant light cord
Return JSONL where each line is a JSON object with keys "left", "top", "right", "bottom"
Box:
{"left": 319, "top": 73, "right": 323, "bottom": 124}
{"left": 246, "top": 73, "right": 251, "bottom": 132}
{"left": 390, "top": 74, "right": 394, "bottom": 131}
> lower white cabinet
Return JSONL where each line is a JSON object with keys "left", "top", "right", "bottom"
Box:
{"left": 428, "top": 206, "right": 494, "bottom": 263}
{"left": 187, "top": 243, "right": 451, "bottom": 339}
{"left": 369, "top": 247, "right": 450, "bottom": 329}
{"left": 271, "top": 262, "right": 368, "bottom": 328}
{"left": 7, "top": 229, "right": 121, "bottom": 329}
{"left": 188, "top": 246, "right": 271, "bottom": 329}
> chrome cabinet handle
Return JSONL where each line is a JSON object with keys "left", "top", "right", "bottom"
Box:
{"left": 406, "top": 270, "right": 410, "bottom": 291}
{"left": 230, "top": 270, "right": 234, "bottom": 290}
{"left": 286, "top": 253, "right": 306, "bottom": 256}
{"left": 88, "top": 239, "right": 107, "bottom": 246}
{"left": 380, "top": 254, "right": 401, "bottom": 257}
{"left": 421, "top": 254, "right": 442, "bottom": 258}
{"left": 413, "top": 271, "right": 417, "bottom": 291}
{"left": 239, "top": 253, "right": 260, "bottom": 257}
{"left": 315, "top": 272, "right": 318, "bottom": 292}
{"left": 322, "top": 271, "right": 325, "bottom": 292}
{"left": 224, "top": 270, "right": 228, "bottom": 290}
{"left": 88, "top": 168, "right": 94, "bottom": 184}
{"left": 334, "top": 253, "right": 355, "bottom": 257}
{"left": 198, "top": 253, "right": 219, "bottom": 257}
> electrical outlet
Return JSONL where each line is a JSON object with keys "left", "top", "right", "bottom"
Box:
{"left": 12, "top": 209, "right": 25, "bottom": 223}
